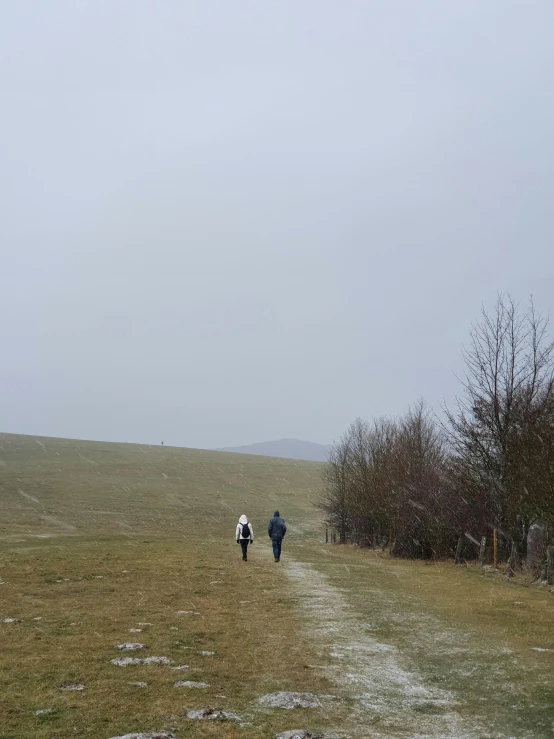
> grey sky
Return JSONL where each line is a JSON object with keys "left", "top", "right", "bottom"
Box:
{"left": 1, "top": 1, "right": 553, "bottom": 449}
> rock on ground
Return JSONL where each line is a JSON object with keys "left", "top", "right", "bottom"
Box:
{"left": 275, "top": 732, "right": 323, "bottom": 739}
{"left": 143, "top": 656, "right": 172, "bottom": 665}
{"left": 173, "top": 680, "right": 209, "bottom": 688}
{"left": 59, "top": 683, "right": 84, "bottom": 691}
{"left": 117, "top": 643, "right": 145, "bottom": 651}
{"left": 108, "top": 734, "right": 175, "bottom": 739}
{"left": 186, "top": 708, "right": 240, "bottom": 721}
{"left": 170, "top": 665, "right": 189, "bottom": 671}
{"left": 112, "top": 658, "right": 143, "bottom": 667}
{"left": 259, "top": 692, "right": 322, "bottom": 709}
{"left": 111, "top": 656, "right": 172, "bottom": 667}
{"left": 35, "top": 709, "right": 53, "bottom": 715}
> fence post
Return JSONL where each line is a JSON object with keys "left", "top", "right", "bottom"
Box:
{"left": 493, "top": 528, "right": 498, "bottom": 568}
{"left": 455, "top": 537, "right": 463, "bottom": 565}
{"left": 547, "top": 545, "right": 554, "bottom": 585}
{"left": 506, "top": 541, "right": 517, "bottom": 578}
{"left": 325, "top": 527, "right": 328, "bottom": 544}
{"left": 478, "top": 536, "right": 487, "bottom": 567}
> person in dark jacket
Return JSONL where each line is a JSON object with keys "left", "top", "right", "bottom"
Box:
{"left": 268, "top": 510, "right": 286, "bottom": 562}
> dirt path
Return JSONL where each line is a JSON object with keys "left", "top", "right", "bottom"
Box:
{"left": 284, "top": 557, "right": 523, "bottom": 739}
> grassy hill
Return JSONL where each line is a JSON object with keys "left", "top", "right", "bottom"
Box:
{"left": 1, "top": 433, "right": 554, "bottom": 739}
{"left": 0, "top": 433, "right": 323, "bottom": 540}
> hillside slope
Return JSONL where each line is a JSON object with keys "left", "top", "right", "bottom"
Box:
{"left": 0, "top": 432, "right": 324, "bottom": 539}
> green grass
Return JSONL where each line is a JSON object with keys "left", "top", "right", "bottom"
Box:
{"left": 2, "top": 432, "right": 554, "bottom": 738}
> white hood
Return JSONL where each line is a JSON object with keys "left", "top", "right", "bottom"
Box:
{"left": 239, "top": 515, "right": 248, "bottom": 524}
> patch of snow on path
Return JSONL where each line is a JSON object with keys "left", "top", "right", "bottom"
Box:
{"left": 284, "top": 560, "right": 484, "bottom": 738}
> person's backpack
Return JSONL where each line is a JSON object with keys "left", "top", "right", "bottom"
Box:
{"left": 241, "top": 522, "right": 251, "bottom": 539}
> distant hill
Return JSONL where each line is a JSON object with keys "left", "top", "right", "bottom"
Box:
{"left": 217, "top": 438, "right": 331, "bottom": 462}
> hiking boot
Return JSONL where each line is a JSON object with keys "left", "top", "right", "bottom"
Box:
{"left": 243, "top": 556, "right": 247, "bottom": 561}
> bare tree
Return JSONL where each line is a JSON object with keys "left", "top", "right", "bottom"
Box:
{"left": 444, "top": 295, "right": 554, "bottom": 553}
{"left": 320, "top": 432, "right": 352, "bottom": 544}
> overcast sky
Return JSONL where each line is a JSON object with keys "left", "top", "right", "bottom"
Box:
{"left": 1, "top": 1, "right": 553, "bottom": 449}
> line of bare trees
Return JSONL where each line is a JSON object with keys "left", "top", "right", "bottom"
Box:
{"left": 321, "top": 295, "right": 554, "bottom": 568}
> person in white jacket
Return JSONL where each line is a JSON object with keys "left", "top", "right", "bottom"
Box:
{"left": 236, "top": 514, "right": 254, "bottom": 561}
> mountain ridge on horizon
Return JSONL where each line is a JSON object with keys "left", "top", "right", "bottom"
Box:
{"left": 216, "top": 437, "right": 331, "bottom": 462}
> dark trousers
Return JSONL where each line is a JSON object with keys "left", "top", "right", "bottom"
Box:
{"left": 272, "top": 538, "right": 282, "bottom": 559}
{"left": 240, "top": 539, "right": 249, "bottom": 558}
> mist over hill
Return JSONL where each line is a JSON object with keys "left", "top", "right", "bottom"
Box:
{"left": 216, "top": 438, "right": 331, "bottom": 462}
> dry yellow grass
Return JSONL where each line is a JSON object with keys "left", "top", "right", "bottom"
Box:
{"left": 2, "top": 432, "right": 554, "bottom": 738}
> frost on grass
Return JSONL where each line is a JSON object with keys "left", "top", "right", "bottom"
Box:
{"left": 259, "top": 692, "right": 322, "bottom": 709}
{"left": 186, "top": 707, "right": 240, "bottom": 722}
{"left": 284, "top": 560, "right": 482, "bottom": 737}
{"left": 174, "top": 680, "right": 209, "bottom": 688}
{"left": 59, "top": 683, "right": 84, "bottom": 691}
{"left": 117, "top": 643, "right": 145, "bottom": 651}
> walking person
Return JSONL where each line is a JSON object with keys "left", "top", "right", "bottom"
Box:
{"left": 268, "top": 510, "right": 286, "bottom": 562}
{"left": 236, "top": 514, "right": 253, "bottom": 561}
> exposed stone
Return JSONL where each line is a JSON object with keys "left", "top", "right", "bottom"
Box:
{"left": 3, "top": 618, "right": 22, "bottom": 623}
{"left": 112, "top": 657, "right": 142, "bottom": 667}
{"left": 59, "top": 683, "right": 84, "bottom": 691}
{"left": 173, "top": 680, "right": 209, "bottom": 688}
{"left": 108, "top": 733, "right": 175, "bottom": 739}
{"left": 186, "top": 707, "right": 240, "bottom": 721}
{"left": 259, "top": 692, "right": 322, "bottom": 709}
{"left": 111, "top": 656, "right": 172, "bottom": 667}
{"left": 170, "top": 665, "right": 190, "bottom": 671}
{"left": 275, "top": 732, "right": 323, "bottom": 739}
{"left": 143, "top": 656, "right": 172, "bottom": 665}
{"left": 35, "top": 708, "right": 53, "bottom": 715}
{"left": 199, "top": 650, "right": 214, "bottom": 656}
{"left": 117, "top": 643, "right": 145, "bottom": 651}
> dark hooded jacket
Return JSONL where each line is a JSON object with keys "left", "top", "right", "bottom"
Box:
{"left": 268, "top": 510, "right": 287, "bottom": 541}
